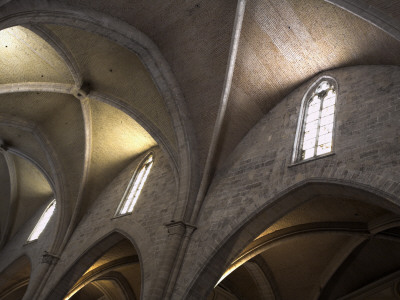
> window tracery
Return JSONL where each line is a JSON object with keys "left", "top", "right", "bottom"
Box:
{"left": 294, "top": 78, "right": 337, "bottom": 162}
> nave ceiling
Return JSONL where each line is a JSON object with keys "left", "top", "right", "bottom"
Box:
{"left": 0, "top": 0, "right": 400, "bottom": 299}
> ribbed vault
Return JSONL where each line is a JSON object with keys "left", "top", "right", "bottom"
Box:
{"left": 0, "top": 0, "right": 400, "bottom": 299}
{"left": 215, "top": 196, "right": 400, "bottom": 300}
{"left": 0, "top": 23, "right": 177, "bottom": 249}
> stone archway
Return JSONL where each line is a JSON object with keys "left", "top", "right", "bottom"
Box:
{"left": 46, "top": 231, "right": 141, "bottom": 300}
{"left": 0, "top": 255, "right": 31, "bottom": 300}
{"left": 187, "top": 180, "right": 400, "bottom": 299}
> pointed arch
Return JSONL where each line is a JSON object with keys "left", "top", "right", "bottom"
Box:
{"left": 186, "top": 180, "right": 400, "bottom": 299}
{"left": 0, "top": 255, "right": 31, "bottom": 300}
{"left": 0, "top": 1, "right": 198, "bottom": 224}
{"left": 0, "top": 5, "right": 199, "bottom": 267}
{"left": 46, "top": 231, "right": 142, "bottom": 300}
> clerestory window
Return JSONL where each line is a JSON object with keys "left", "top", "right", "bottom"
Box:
{"left": 293, "top": 78, "right": 337, "bottom": 162}
{"left": 116, "top": 154, "right": 154, "bottom": 216}
{"left": 27, "top": 199, "right": 56, "bottom": 242}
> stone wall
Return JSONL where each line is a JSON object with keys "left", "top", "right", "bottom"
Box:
{"left": 178, "top": 65, "right": 400, "bottom": 299}
{"left": 0, "top": 146, "right": 177, "bottom": 300}
{"left": 2, "top": 65, "right": 400, "bottom": 300}
{"left": 41, "top": 146, "right": 177, "bottom": 299}
{"left": 0, "top": 198, "right": 58, "bottom": 299}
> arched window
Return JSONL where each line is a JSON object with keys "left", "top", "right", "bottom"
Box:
{"left": 293, "top": 78, "right": 337, "bottom": 162}
{"left": 116, "top": 154, "right": 154, "bottom": 216}
{"left": 27, "top": 199, "right": 56, "bottom": 242}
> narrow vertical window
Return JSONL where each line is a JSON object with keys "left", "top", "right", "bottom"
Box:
{"left": 27, "top": 199, "right": 56, "bottom": 242}
{"left": 116, "top": 154, "right": 153, "bottom": 216}
{"left": 294, "top": 78, "right": 337, "bottom": 162}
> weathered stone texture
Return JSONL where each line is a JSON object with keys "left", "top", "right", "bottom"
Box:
{"left": 177, "top": 65, "right": 400, "bottom": 298}
{"left": 0, "top": 147, "right": 177, "bottom": 299}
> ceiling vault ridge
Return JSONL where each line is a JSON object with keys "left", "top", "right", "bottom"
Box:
{"left": 58, "top": 95, "right": 92, "bottom": 252}
{"left": 96, "top": 271, "right": 137, "bottom": 300}
{"left": 189, "top": 0, "right": 247, "bottom": 225}
{"left": 0, "top": 1, "right": 399, "bottom": 299}
{"left": 250, "top": 256, "right": 282, "bottom": 300}
{"left": 0, "top": 82, "right": 75, "bottom": 95}
{"left": 0, "top": 114, "right": 72, "bottom": 267}
{"left": 338, "top": 268, "right": 400, "bottom": 300}
{"left": 325, "top": 0, "right": 400, "bottom": 41}
{"left": 221, "top": 216, "right": 400, "bottom": 300}
{"left": 0, "top": 277, "right": 29, "bottom": 300}
{"left": 66, "top": 255, "right": 139, "bottom": 299}
{"left": 0, "top": 114, "right": 59, "bottom": 190}
{"left": 7, "top": 146, "right": 54, "bottom": 190}
{"left": 310, "top": 237, "right": 366, "bottom": 300}
{"left": 319, "top": 239, "right": 372, "bottom": 299}
{"left": 162, "top": 1, "right": 247, "bottom": 298}
{"left": 246, "top": 258, "right": 281, "bottom": 300}
{"left": 224, "top": 222, "right": 373, "bottom": 286}
{"left": 368, "top": 214, "right": 400, "bottom": 234}
{"left": 22, "top": 24, "right": 83, "bottom": 86}
{"left": 88, "top": 91, "right": 178, "bottom": 173}
{"left": 0, "top": 83, "right": 179, "bottom": 177}
{"left": 0, "top": 2, "right": 199, "bottom": 239}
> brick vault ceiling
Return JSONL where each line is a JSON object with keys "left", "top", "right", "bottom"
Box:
{"left": 0, "top": 0, "right": 399, "bottom": 248}
{"left": 0, "top": 1, "right": 400, "bottom": 298}
{"left": 0, "top": 24, "right": 162, "bottom": 239}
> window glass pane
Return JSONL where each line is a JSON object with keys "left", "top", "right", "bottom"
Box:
{"left": 302, "top": 137, "right": 316, "bottom": 150}
{"left": 120, "top": 167, "right": 146, "bottom": 215}
{"left": 117, "top": 155, "right": 153, "bottom": 216}
{"left": 308, "top": 98, "right": 321, "bottom": 114}
{"left": 315, "top": 81, "right": 330, "bottom": 93}
{"left": 320, "top": 114, "right": 334, "bottom": 126}
{"left": 323, "top": 92, "right": 336, "bottom": 108}
{"left": 304, "top": 121, "right": 318, "bottom": 133}
{"left": 321, "top": 105, "right": 335, "bottom": 117}
{"left": 295, "top": 79, "right": 336, "bottom": 162}
{"left": 127, "top": 161, "right": 153, "bottom": 213}
{"left": 319, "top": 123, "right": 333, "bottom": 136}
{"left": 303, "top": 131, "right": 317, "bottom": 142}
{"left": 308, "top": 96, "right": 320, "bottom": 106}
{"left": 318, "top": 132, "right": 333, "bottom": 145}
{"left": 28, "top": 199, "right": 56, "bottom": 241}
{"left": 144, "top": 155, "right": 153, "bottom": 164}
{"left": 307, "top": 104, "right": 320, "bottom": 114}
{"left": 309, "top": 95, "right": 320, "bottom": 104}
{"left": 304, "top": 120, "right": 318, "bottom": 132}
{"left": 128, "top": 168, "right": 146, "bottom": 202}
{"left": 303, "top": 148, "right": 314, "bottom": 159}
{"left": 306, "top": 110, "right": 320, "bottom": 123}
{"left": 317, "top": 143, "right": 332, "bottom": 155}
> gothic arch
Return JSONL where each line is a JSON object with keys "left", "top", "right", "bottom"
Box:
{"left": 46, "top": 231, "right": 142, "bottom": 300}
{"left": 0, "top": 255, "right": 31, "bottom": 300}
{"left": 186, "top": 180, "right": 400, "bottom": 299}
{"left": 0, "top": 0, "right": 198, "bottom": 254}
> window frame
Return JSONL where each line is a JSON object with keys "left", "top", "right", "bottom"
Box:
{"left": 26, "top": 198, "right": 56, "bottom": 243}
{"left": 292, "top": 76, "right": 338, "bottom": 164}
{"left": 114, "top": 152, "right": 154, "bottom": 217}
